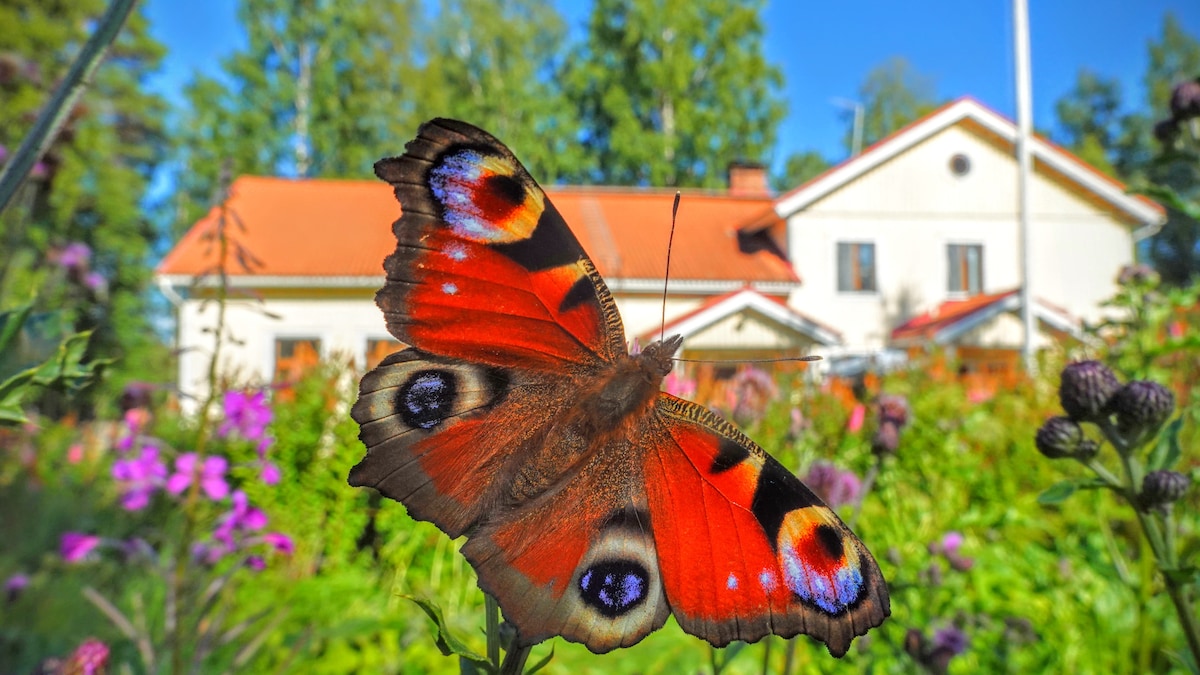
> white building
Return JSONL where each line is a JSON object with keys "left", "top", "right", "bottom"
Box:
{"left": 158, "top": 97, "right": 1164, "bottom": 403}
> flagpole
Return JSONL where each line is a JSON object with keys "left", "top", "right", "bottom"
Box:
{"left": 1014, "top": 0, "right": 1036, "bottom": 372}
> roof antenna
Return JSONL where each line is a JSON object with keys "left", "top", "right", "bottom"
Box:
{"left": 660, "top": 191, "right": 681, "bottom": 344}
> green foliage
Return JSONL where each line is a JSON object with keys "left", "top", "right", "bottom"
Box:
{"left": 771, "top": 150, "right": 830, "bottom": 193}
{"left": 0, "top": 0, "right": 170, "bottom": 405}
{"left": 564, "top": 0, "right": 785, "bottom": 188}
{"left": 1053, "top": 15, "right": 1200, "bottom": 286}
{"left": 0, "top": 303, "right": 106, "bottom": 425}
{"left": 850, "top": 56, "right": 941, "bottom": 152}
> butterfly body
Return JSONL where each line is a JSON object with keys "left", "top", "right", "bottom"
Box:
{"left": 350, "top": 119, "right": 889, "bottom": 657}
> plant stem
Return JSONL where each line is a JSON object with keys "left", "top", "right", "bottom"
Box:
{"left": 485, "top": 593, "right": 501, "bottom": 667}
{"left": 1102, "top": 420, "right": 1200, "bottom": 666}
{"left": 0, "top": 0, "right": 138, "bottom": 215}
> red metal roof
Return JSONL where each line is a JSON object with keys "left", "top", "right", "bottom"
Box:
{"left": 157, "top": 176, "right": 796, "bottom": 284}
{"left": 890, "top": 289, "right": 1020, "bottom": 342}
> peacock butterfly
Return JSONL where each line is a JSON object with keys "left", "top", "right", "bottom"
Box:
{"left": 348, "top": 119, "right": 890, "bottom": 657}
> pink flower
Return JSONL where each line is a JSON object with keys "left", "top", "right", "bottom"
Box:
{"left": 67, "top": 443, "right": 85, "bottom": 464}
{"left": 940, "top": 531, "right": 964, "bottom": 555}
{"left": 115, "top": 408, "right": 151, "bottom": 453}
{"left": 61, "top": 532, "right": 101, "bottom": 563}
{"left": 261, "top": 532, "right": 294, "bottom": 554}
{"left": 663, "top": 371, "right": 697, "bottom": 399}
{"left": 63, "top": 638, "right": 109, "bottom": 675}
{"left": 245, "top": 556, "right": 266, "bottom": 571}
{"left": 847, "top": 403, "right": 866, "bottom": 432}
{"left": 52, "top": 242, "right": 91, "bottom": 270}
{"left": 260, "top": 461, "right": 281, "bottom": 485}
{"left": 219, "top": 390, "right": 272, "bottom": 442}
{"left": 166, "top": 453, "right": 230, "bottom": 500}
{"left": 111, "top": 446, "right": 167, "bottom": 510}
{"left": 5, "top": 573, "right": 29, "bottom": 600}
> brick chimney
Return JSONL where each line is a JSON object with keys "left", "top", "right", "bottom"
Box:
{"left": 728, "top": 161, "right": 770, "bottom": 197}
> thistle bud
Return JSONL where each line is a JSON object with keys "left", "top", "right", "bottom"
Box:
{"left": 1139, "top": 470, "right": 1191, "bottom": 510}
{"left": 1111, "top": 380, "right": 1174, "bottom": 437}
{"left": 872, "top": 420, "right": 900, "bottom": 456}
{"left": 1035, "top": 416, "right": 1084, "bottom": 459}
{"left": 1058, "top": 361, "right": 1120, "bottom": 422}
{"left": 1169, "top": 78, "right": 1200, "bottom": 121}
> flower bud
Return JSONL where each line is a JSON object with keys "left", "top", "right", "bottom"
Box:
{"left": 1169, "top": 78, "right": 1200, "bottom": 121}
{"left": 871, "top": 419, "right": 900, "bottom": 456}
{"left": 1140, "top": 470, "right": 1191, "bottom": 510}
{"left": 1111, "top": 380, "right": 1174, "bottom": 437}
{"left": 1035, "top": 416, "right": 1084, "bottom": 459}
{"left": 1058, "top": 361, "right": 1120, "bottom": 422}
{"left": 876, "top": 394, "right": 910, "bottom": 428}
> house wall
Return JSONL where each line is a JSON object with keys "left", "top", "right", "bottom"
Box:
{"left": 785, "top": 124, "right": 1134, "bottom": 350}
{"left": 175, "top": 291, "right": 711, "bottom": 408}
{"left": 176, "top": 295, "right": 386, "bottom": 407}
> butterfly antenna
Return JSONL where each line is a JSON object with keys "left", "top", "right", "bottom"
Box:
{"left": 660, "top": 191, "right": 681, "bottom": 344}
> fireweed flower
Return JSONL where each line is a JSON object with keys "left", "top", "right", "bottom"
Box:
{"left": 847, "top": 403, "right": 866, "bottom": 433}
{"left": 166, "top": 453, "right": 230, "bottom": 501}
{"left": 219, "top": 390, "right": 272, "bottom": 442}
{"left": 663, "top": 370, "right": 697, "bottom": 400}
{"left": 803, "top": 461, "right": 862, "bottom": 509}
{"left": 60, "top": 532, "right": 102, "bottom": 563}
{"left": 62, "top": 638, "right": 109, "bottom": 675}
{"left": 111, "top": 446, "right": 168, "bottom": 510}
{"left": 260, "top": 531, "right": 295, "bottom": 555}
{"left": 115, "top": 408, "right": 152, "bottom": 453}
{"left": 51, "top": 241, "right": 91, "bottom": 272}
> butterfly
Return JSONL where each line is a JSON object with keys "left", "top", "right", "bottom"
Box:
{"left": 349, "top": 119, "right": 890, "bottom": 657}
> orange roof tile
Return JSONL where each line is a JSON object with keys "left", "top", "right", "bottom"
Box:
{"left": 157, "top": 176, "right": 797, "bottom": 285}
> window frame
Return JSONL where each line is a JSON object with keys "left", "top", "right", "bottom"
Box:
{"left": 836, "top": 241, "right": 878, "bottom": 293}
{"left": 946, "top": 243, "right": 984, "bottom": 296}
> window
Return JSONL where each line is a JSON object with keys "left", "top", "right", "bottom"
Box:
{"left": 947, "top": 244, "right": 983, "bottom": 295}
{"left": 366, "top": 337, "right": 403, "bottom": 370}
{"left": 273, "top": 337, "right": 322, "bottom": 384}
{"left": 837, "top": 242, "right": 877, "bottom": 292}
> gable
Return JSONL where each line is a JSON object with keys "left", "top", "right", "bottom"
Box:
{"left": 798, "top": 123, "right": 1128, "bottom": 225}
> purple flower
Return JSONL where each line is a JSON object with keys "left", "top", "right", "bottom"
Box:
{"left": 245, "top": 556, "right": 266, "bottom": 571}
{"left": 166, "top": 453, "right": 230, "bottom": 501}
{"left": 5, "top": 573, "right": 29, "bottom": 601}
{"left": 61, "top": 532, "right": 102, "bottom": 563}
{"left": 260, "top": 461, "right": 281, "bottom": 485}
{"left": 932, "top": 626, "right": 969, "bottom": 656}
{"left": 115, "top": 408, "right": 151, "bottom": 453}
{"left": 728, "top": 366, "right": 778, "bottom": 425}
{"left": 111, "top": 446, "right": 167, "bottom": 510}
{"left": 803, "top": 462, "right": 862, "bottom": 509}
{"left": 63, "top": 638, "right": 110, "bottom": 675}
{"left": 219, "top": 390, "right": 272, "bottom": 442}
{"left": 83, "top": 271, "right": 107, "bottom": 293}
{"left": 261, "top": 532, "right": 294, "bottom": 555}
{"left": 214, "top": 490, "right": 268, "bottom": 547}
{"left": 53, "top": 242, "right": 91, "bottom": 271}
{"left": 939, "top": 531, "right": 964, "bottom": 556}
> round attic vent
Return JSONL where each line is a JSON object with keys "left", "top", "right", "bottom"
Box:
{"left": 950, "top": 153, "right": 971, "bottom": 176}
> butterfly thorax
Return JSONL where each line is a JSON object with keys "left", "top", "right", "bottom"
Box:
{"left": 580, "top": 334, "right": 683, "bottom": 436}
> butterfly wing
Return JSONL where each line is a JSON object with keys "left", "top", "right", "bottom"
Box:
{"left": 352, "top": 119, "right": 626, "bottom": 535}
{"left": 644, "top": 395, "right": 890, "bottom": 657}
{"left": 371, "top": 118, "right": 625, "bottom": 370}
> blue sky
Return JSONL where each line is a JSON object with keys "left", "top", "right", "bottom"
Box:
{"left": 144, "top": 0, "right": 1200, "bottom": 170}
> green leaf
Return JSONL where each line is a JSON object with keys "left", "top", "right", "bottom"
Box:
{"left": 1146, "top": 418, "right": 1183, "bottom": 471}
{"left": 401, "top": 595, "right": 494, "bottom": 673}
{"left": 0, "top": 303, "right": 34, "bottom": 355}
{"left": 523, "top": 646, "right": 555, "bottom": 674}
{"left": 1038, "top": 478, "right": 1108, "bottom": 505}
{"left": 1038, "top": 480, "right": 1080, "bottom": 504}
